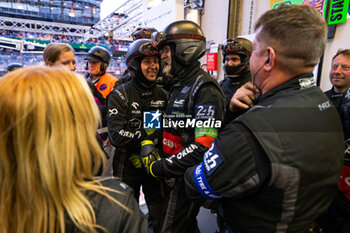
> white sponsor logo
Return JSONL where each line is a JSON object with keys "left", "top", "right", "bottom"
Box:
{"left": 150, "top": 100, "right": 165, "bottom": 106}
{"left": 166, "top": 144, "right": 198, "bottom": 164}
{"left": 119, "top": 129, "right": 134, "bottom": 138}
{"left": 163, "top": 118, "right": 221, "bottom": 129}
{"left": 174, "top": 99, "right": 185, "bottom": 105}
{"left": 109, "top": 108, "right": 118, "bottom": 116}
{"left": 163, "top": 138, "right": 177, "bottom": 149}
{"left": 299, "top": 78, "right": 315, "bottom": 89}
{"left": 132, "top": 102, "right": 139, "bottom": 109}
{"left": 318, "top": 100, "right": 331, "bottom": 111}
{"left": 116, "top": 90, "right": 125, "bottom": 100}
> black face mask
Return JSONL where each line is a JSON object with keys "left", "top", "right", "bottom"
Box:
{"left": 223, "top": 63, "right": 249, "bottom": 78}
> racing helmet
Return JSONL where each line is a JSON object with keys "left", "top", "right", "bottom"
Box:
{"left": 7, "top": 63, "right": 23, "bottom": 72}
{"left": 221, "top": 37, "right": 252, "bottom": 77}
{"left": 222, "top": 37, "right": 252, "bottom": 64}
{"left": 131, "top": 27, "right": 158, "bottom": 40}
{"left": 126, "top": 39, "right": 161, "bottom": 87}
{"left": 153, "top": 20, "right": 206, "bottom": 67}
{"left": 85, "top": 46, "right": 111, "bottom": 72}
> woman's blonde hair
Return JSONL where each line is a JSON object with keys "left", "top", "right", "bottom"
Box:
{"left": 0, "top": 66, "right": 127, "bottom": 233}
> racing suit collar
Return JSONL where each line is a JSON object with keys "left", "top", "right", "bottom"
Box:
{"left": 257, "top": 73, "right": 314, "bottom": 104}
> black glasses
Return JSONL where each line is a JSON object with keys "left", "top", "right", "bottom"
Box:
{"left": 139, "top": 43, "right": 158, "bottom": 56}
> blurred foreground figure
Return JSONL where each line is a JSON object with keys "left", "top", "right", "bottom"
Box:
{"left": 0, "top": 66, "right": 149, "bottom": 233}
{"left": 184, "top": 4, "right": 344, "bottom": 233}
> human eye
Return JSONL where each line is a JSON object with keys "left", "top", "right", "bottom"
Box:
{"left": 331, "top": 65, "right": 338, "bottom": 70}
{"left": 342, "top": 65, "right": 350, "bottom": 71}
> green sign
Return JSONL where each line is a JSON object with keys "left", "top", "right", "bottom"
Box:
{"left": 328, "top": 0, "right": 350, "bottom": 24}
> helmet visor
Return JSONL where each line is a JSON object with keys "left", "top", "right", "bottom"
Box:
{"left": 132, "top": 28, "right": 153, "bottom": 40}
{"left": 222, "top": 40, "right": 243, "bottom": 53}
{"left": 152, "top": 31, "right": 205, "bottom": 48}
{"left": 139, "top": 43, "right": 159, "bottom": 56}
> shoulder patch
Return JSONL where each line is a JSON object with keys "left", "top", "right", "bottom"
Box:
{"left": 195, "top": 104, "right": 216, "bottom": 120}
{"left": 203, "top": 142, "right": 223, "bottom": 176}
{"left": 193, "top": 163, "right": 221, "bottom": 200}
{"left": 99, "top": 83, "right": 107, "bottom": 91}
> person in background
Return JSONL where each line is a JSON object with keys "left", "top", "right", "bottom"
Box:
{"left": 219, "top": 37, "right": 252, "bottom": 125}
{"left": 85, "top": 46, "right": 118, "bottom": 99}
{"left": 43, "top": 42, "right": 76, "bottom": 71}
{"left": 115, "top": 27, "right": 159, "bottom": 88}
{"left": 141, "top": 20, "right": 225, "bottom": 233}
{"left": 325, "top": 49, "right": 350, "bottom": 111}
{"left": 107, "top": 39, "right": 167, "bottom": 233}
{"left": 6, "top": 62, "right": 23, "bottom": 72}
{"left": 315, "top": 49, "right": 350, "bottom": 233}
{"left": 184, "top": 4, "right": 344, "bottom": 233}
{"left": 0, "top": 66, "right": 149, "bottom": 233}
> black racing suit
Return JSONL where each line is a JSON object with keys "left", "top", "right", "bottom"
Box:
{"left": 107, "top": 78, "right": 168, "bottom": 233}
{"left": 219, "top": 72, "right": 251, "bottom": 126}
{"left": 325, "top": 87, "right": 344, "bottom": 112}
{"left": 150, "top": 62, "right": 225, "bottom": 233}
{"left": 65, "top": 179, "right": 149, "bottom": 233}
{"left": 317, "top": 87, "right": 350, "bottom": 233}
{"left": 185, "top": 74, "right": 344, "bottom": 233}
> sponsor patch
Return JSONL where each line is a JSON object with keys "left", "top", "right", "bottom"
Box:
{"left": 299, "top": 77, "right": 315, "bottom": 89}
{"left": 163, "top": 131, "right": 182, "bottom": 155}
{"left": 193, "top": 163, "right": 221, "bottom": 200}
{"left": 203, "top": 143, "right": 223, "bottom": 176}
{"left": 99, "top": 84, "right": 107, "bottom": 91}
{"left": 131, "top": 102, "right": 140, "bottom": 109}
{"left": 128, "top": 118, "right": 141, "bottom": 129}
{"left": 173, "top": 99, "right": 185, "bottom": 108}
{"left": 170, "top": 110, "right": 185, "bottom": 117}
{"left": 150, "top": 100, "right": 165, "bottom": 108}
{"left": 108, "top": 108, "right": 118, "bottom": 116}
{"left": 195, "top": 105, "right": 216, "bottom": 120}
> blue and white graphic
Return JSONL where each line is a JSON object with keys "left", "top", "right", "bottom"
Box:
{"left": 143, "top": 110, "right": 162, "bottom": 129}
{"left": 193, "top": 163, "right": 221, "bottom": 200}
{"left": 203, "top": 142, "right": 223, "bottom": 176}
{"left": 195, "top": 104, "right": 216, "bottom": 120}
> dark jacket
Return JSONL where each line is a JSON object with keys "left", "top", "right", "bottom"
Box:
{"left": 107, "top": 78, "right": 167, "bottom": 166}
{"left": 65, "top": 179, "right": 149, "bottom": 233}
{"left": 151, "top": 61, "right": 225, "bottom": 177}
{"left": 185, "top": 74, "right": 344, "bottom": 233}
{"left": 219, "top": 71, "right": 251, "bottom": 125}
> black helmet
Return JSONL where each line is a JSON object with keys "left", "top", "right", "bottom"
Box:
{"left": 85, "top": 46, "right": 111, "bottom": 72}
{"left": 131, "top": 27, "right": 157, "bottom": 41}
{"left": 222, "top": 37, "right": 252, "bottom": 64}
{"left": 221, "top": 37, "right": 252, "bottom": 77}
{"left": 153, "top": 20, "right": 206, "bottom": 67}
{"left": 7, "top": 63, "right": 23, "bottom": 72}
{"left": 126, "top": 39, "right": 161, "bottom": 88}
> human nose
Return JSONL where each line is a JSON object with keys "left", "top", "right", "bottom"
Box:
{"left": 69, "top": 63, "right": 76, "bottom": 71}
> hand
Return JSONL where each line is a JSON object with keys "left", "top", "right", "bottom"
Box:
{"left": 140, "top": 140, "right": 160, "bottom": 174}
{"left": 229, "top": 82, "right": 260, "bottom": 112}
{"left": 129, "top": 154, "right": 142, "bottom": 169}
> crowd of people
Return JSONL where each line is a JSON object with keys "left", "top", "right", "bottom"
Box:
{"left": 0, "top": 4, "right": 349, "bottom": 233}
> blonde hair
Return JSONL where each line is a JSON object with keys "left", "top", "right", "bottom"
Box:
{"left": 0, "top": 66, "right": 128, "bottom": 233}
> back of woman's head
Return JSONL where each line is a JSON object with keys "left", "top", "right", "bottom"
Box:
{"left": 0, "top": 66, "right": 106, "bottom": 233}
